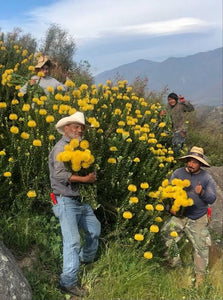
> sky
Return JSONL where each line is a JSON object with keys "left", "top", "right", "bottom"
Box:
{"left": 0, "top": 0, "right": 222, "bottom": 75}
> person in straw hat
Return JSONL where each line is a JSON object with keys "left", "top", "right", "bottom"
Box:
{"left": 48, "top": 111, "right": 101, "bottom": 297}
{"left": 20, "top": 55, "right": 66, "bottom": 95}
{"left": 161, "top": 146, "right": 216, "bottom": 288}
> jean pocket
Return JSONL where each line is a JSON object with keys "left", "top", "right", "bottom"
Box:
{"left": 52, "top": 205, "right": 60, "bottom": 218}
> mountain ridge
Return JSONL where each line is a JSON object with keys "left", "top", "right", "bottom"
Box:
{"left": 94, "top": 48, "right": 222, "bottom": 106}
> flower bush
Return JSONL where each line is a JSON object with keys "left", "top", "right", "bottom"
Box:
{"left": 0, "top": 36, "right": 188, "bottom": 259}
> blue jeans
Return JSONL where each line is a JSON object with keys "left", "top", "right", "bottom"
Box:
{"left": 52, "top": 196, "right": 101, "bottom": 287}
{"left": 172, "top": 130, "right": 185, "bottom": 151}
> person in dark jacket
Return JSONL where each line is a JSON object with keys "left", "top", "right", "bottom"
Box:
{"left": 161, "top": 146, "right": 216, "bottom": 288}
{"left": 161, "top": 92, "right": 194, "bottom": 151}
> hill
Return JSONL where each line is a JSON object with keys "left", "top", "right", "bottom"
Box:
{"left": 94, "top": 48, "right": 222, "bottom": 106}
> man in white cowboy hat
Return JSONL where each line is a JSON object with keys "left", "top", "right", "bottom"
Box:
{"left": 20, "top": 55, "right": 66, "bottom": 95}
{"left": 48, "top": 111, "right": 101, "bottom": 297}
{"left": 161, "top": 146, "right": 216, "bottom": 288}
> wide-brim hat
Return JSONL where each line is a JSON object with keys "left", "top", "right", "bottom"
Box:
{"left": 56, "top": 111, "right": 87, "bottom": 134}
{"left": 35, "top": 55, "right": 50, "bottom": 69}
{"left": 179, "top": 146, "right": 210, "bottom": 167}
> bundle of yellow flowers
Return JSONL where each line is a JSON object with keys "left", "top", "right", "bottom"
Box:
{"left": 56, "top": 138, "right": 99, "bottom": 209}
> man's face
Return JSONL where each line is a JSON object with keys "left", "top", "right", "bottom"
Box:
{"left": 41, "top": 65, "right": 50, "bottom": 77}
{"left": 64, "top": 123, "right": 85, "bottom": 140}
{"left": 168, "top": 97, "right": 177, "bottom": 107}
{"left": 186, "top": 158, "right": 201, "bottom": 174}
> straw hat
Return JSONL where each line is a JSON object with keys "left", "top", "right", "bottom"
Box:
{"left": 179, "top": 146, "right": 210, "bottom": 167}
{"left": 56, "top": 111, "right": 86, "bottom": 134}
{"left": 35, "top": 55, "right": 50, "bottom": 69}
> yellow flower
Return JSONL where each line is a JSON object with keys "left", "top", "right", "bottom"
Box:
{"left": 37, "top": 71, "right": 44, "bottom": 77}
{"left": 39, "top": 109, "right": 47, "bottom": 115}
{"left": 11, "top": 99, "right": 19, "bottom": 105}
{"left": 70, "top": 139, "right": 79, "bottom": 149}
{"left": 170, "top": 231, "right": 178, "bottom": 238}
{"left": 8, "top": 158, "right": 13, "bottom": 162}
{"left": 65, "top": 80, "right": 75, "bottom": 87}
{"left": 134, "top": 234, "right": 144, "bottom": 241}
{"left": 3, "top": 172, "right": 12, "bottom": 177}
{"left": 46, "top": 86, "right": 54, "bottom": 93}
{"left": 110, "top": 146, "right": 118, "bottom": 151}
{"left": 33, "top": 139, "right": 42, "bottom": 147}
{"left": 140, "top": 182, "right": 149, "bottom": 189}
{"left": 27, "top": 120, "right": 37, "bottom": 127}
{"left": 80, "top": 140, "right": 89, "bottom": 150}
{"left": 46, "top": 115, "right": 55, "bottom": 123}
{"left": 158, "top": 122, "right": 166, "bottom": 128}
{"left": 22, "top": 104, "right": 30, "bottom": 111}
{"left": 49, "top": 135, "right": 55, "bottom": 140}
{"left": 107, "top": 158, "right": 117, "bottom": 164}
{"left": 0, "top": 150, "right": 6, "bottom": 156}
{"left": 150, "top": 225, "right": 159, "bottom": 233}
{"left": 0, "top": 102, "right": 7, "bottom": 108}
{"left": 133, "top": 157, "right": 140, "bottom": 162}
{"left": 9, "top": 113, "right": 18, "bottom": 120}
{"left": 114, "top": 109, "right": 121, "bottom": 115}
{"left": 155, "top": 217, "right": 163, "bottom": 222}
{"left": 129, "top": 197, "right": 139, "bottom": 204}
{"left": 10, "top": 126, "right": 19, "bottom": 134}
{"left": 145, "top": 204, "right": 154, "bottom": 211}
{"left": 123, "top": 211, "right": 133, "bottom": 219}
{"left": 21, "top": 132, "right": 30, "bottom": 139}
{"left": 28, "top": 65, "right": 35, "bottom": 71}
{"left": 27, "top": 190, "right": 37, "bottom": 198}
{"left": 144, "top": 251, "right": 153, "bottom": 259}
{"left": 128, "top": 184, "right": 137, "bottom": 192}
{"left": 155, "top": 204, "right": 164, "bottom": 211}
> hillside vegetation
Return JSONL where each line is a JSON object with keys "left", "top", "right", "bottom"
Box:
{"left": 0, "top": 28, "right": 222, "bottom": 300}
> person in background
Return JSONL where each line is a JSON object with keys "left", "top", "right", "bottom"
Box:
{"left": 20, "top": 55, "right": 66, "bottom": 95}
{"left": 160, "top": 92, "right": 194, "bottom": 151}
{"left": 161, "top": 146, "right": 216, "bottom": 288}
{"left": 48, "top": 111, "right": 101, "bottom": 297}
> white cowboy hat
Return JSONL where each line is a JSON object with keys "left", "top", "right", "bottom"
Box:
{"left": 179, "top": 146, "right": 210, "bottom": 167}
{"left": 56, "top": 111, "right": 86, "bottom": 134}
{"left": 35, "top": 55, "right": 51, "bottom": 69}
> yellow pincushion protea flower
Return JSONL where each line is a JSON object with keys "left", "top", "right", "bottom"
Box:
{"left": 33, "top": 139, "right": 42, "bottom": 147}
{"left": 22, "top": 104, "right": 30, "bottom": 111}
{"left": 10, "top": 126, "right": 19, "bottom": 134}
{"left": 27, "top": 190, "right": 37, "bottom": 198}
{"left": 110, "top": 146, "right": 118, "bottom": 152}
{"left": 123, "top": 211, "right": 133, "bottom": 219}
{"left": 27, "top": 120, "right": 37, "bottom": 127}
{"left": 107, "top": 158, "right": 116, "bottom": 164}
{"left": 46, "top": 115, "right": 55, "bottom": 123}
{"left": 133, "top": 157, "right": 140, "bottom": 162}
{"left": 39, "top": 109, "right": 47, "bottom": 115}
{"left": 0, "top": 150, "right": 6, "bottom": 156}
{"left": 145, "top": 204, "right": 154, "bottom": 211}
{"left": 155, "top": 204, "right": 164, "bottom": 211}
{"left": 150, "top": 225, "right": 159, "bottom": 233}
{"left": 80, "top": 140, "right": 89, "bottom": 150}
{"left": 140, "top": 182, "right": 149, "bottom": 189}
{"left": 155, "top": 217, "right": 163, "bottom": 222}
{"left": 128, "top": 184, "right": 137, "bottom": 192}
{"left": 21, "top": 132, "right": 30, "bottom": 139}
{"left": 170, "top": 231, "right": 178, "bottom": 238}
{"left": 70, "top": 139, "right": 79, "bottom": 149}
{"left": 48, "top": 135, "right": 55, "bottom": 140}
{"left": 134, "top": 234, "right": 144, "bottom": 241}
{"left": 37, "top": 71, "right": 44, "bottom": 77}
{"left": 3, "top": 172, "right": 12, "bottom": 177}
{"left": 9, "top": 113, "right": 18, "bottom": 120}
{"left": 129, "top": 197, "right": 139, "bottom": 204}
{"left": 144, "top": 251, "right": 153, "bottom": 259}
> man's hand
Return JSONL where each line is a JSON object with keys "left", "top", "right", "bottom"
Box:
{"left": 84, "top": 172, "right": 97, "bottom": 183}
{"left": 195, "top": 181, "right": 203, "bottom": 195}
{"left": 29, "top": 79, "right": 37, "bottom": 86}
{"left": 160, "top": 110, "right": 166, "bottom": 117}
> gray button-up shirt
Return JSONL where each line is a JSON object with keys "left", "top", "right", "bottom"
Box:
{"left": 48, "top": 135, "right": 80, "bottom": 196}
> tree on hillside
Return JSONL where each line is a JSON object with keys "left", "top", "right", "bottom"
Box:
{"left": 40, "top": 23, "right": 76, "bottom": 77}
{"left": 3, "top": 27, "right": 37, "bottom": 54}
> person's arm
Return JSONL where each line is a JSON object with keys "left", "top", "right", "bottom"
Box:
{"left": 195, "top": 177, "right": 216, "bottom": 204}
{"left": 69, "top": 173, "right": 96, "bottom": 183}
{"left": 182, "top": 100, "right": 194, "bottom": 112}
